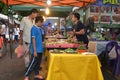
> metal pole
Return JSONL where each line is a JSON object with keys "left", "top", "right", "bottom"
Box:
{"left": 7, "top": 0, "right": 12, "bottom": 59}
{"left": 83, "top": 2, "right": 86, "bottom": 24}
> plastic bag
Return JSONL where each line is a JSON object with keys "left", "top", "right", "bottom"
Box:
{"left": 15, "top": 45, "right": 26, "bottom": 58}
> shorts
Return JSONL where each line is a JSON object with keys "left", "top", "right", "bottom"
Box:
{"left": 14, "top": 35, "right": 19, "bottom": 41}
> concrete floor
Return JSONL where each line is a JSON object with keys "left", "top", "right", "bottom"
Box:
{"left": 0, "top": 43, "right": 47, "bottom": 80}
{"left": 0, "top": 42, "right": 119, "bottom": 80}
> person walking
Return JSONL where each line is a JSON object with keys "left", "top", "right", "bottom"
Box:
{"left": 0, "top": 20, "right": 6, "bottom": 39}
{"left": 0, "top": 20, "right": 7, "bottom": 53}
{"left": 14, "top": 22, "right": 20, "bottom": 43}
{"left": 0, "top": 33, "right": 4, "bottom": 58}
{"left": 24, "top": 16, "right": 44, "bottom": 80}
{"left": 47, "top": 23, "right": 52, "bottom": 34}
{"left": 19, "top": 8, "right": 38, "bottom": 68}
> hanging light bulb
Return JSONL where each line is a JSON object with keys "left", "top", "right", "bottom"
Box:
{"left": 46, "top": 7, "right": 49, "bottom": 15}
{"left": 47, "top": 0, "right": 51, "bottom": 5}
{"left": 43, "top": 16, "right": 46, "bottom": 21}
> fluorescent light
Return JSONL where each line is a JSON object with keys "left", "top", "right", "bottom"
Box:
{"left": 46, "top": 17, "right": 59, "bottom": 19}
{"left": 43, "top": 16, "right": 46, "bottom": 21}
{"left": 40, "top": 9, "right": 45, "bottom": 11}
{"left": 46, "top": 8, "right": 49, "bottom": 15}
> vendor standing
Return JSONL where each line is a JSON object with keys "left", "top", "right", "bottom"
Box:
{"left": 47, "top": 23, "right": 52, "bottom": 33}
{"left": 72, "top": 12, "right": 89, "bottom": 48}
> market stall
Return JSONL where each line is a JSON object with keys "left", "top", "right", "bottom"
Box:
{"left": 45, "top": 35, "right": 87, "bottom": 57}
{"left": 0, "top": 0, "right": 105, "bottom": 80}
{"left": 45, "top": 38, "right": 80, "bottom": 49}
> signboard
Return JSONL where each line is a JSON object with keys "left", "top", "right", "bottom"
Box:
{"left": 91, "top": 0, "right": 120, "bottom": 6}
{"left": 90, "top": 0, "right": 120, "bottom": 24}
{"left": 103, "top": 0, "right": 119, "bottom": 5}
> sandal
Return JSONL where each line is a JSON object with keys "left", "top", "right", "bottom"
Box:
{"left": 24, "top": 77, "right": 29, "bottom": 80}
{"left": 34, "top": 77, "right": 45, "bottom": 80}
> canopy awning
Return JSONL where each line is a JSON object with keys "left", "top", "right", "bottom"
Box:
{"left": 2, "top": 0, "right": 96, "bottom": 7}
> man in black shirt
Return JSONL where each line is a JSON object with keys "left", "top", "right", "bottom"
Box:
{"left": 72, "top": 12, "right": 89, "bottom": 47}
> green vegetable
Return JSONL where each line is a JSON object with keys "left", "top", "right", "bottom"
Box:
{"left": 65, "top": 48, "right": 76, "bottom": 52}
{"left": 53, "top": 49, "right": 61, "bottom": 52}
{"left": 77, "top": 45, "right": 87, "bottom": 50}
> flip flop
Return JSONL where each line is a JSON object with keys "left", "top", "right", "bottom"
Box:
{"left": 34, "top": 77, "right": 45, "bottom": 80}
{"left": 24, "top": 77, "right": 29, "bottom": 80}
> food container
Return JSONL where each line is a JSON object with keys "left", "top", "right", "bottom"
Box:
{"left": 77, "top": 50, "right": 88, "bottom": 53}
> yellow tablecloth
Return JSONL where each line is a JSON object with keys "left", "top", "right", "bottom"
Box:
{"left": 46, "top": 53, "right": 104, "bottom": 80}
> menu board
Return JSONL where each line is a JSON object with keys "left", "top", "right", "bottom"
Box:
{"left": 90, "top": 14, "right": 99, "bottom": 23}
{"left": 101, "top": 15, "right": 110, "bottom": 22}
{"left": 90, "top": 6, "right": 100, "bottom": 13}
{"left": 101, "top": 6, "right": 111, "bottom": 13}
{"left": 90, "top": 5, "right": 120, "bottom": 24}
{"left": 90, "top": 6, "right": 100, "bottom": 23}
{"left": 112, "top": 6, "right": 120, "bottom": 24}
{"left": 90, "top": 0, "right": 120, "bottom": 24}
{"left": 112, "top": 6, "right": 120, "bottom": 14}
{"left": 100, "top": 6, "right": 111, "bottom": 23}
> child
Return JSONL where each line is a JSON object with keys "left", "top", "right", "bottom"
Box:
{"left": 24, "top": 16, "right": 44, "bottom": 80}
{"left": 0, "top": 34, "right": 4, "bottom": 57}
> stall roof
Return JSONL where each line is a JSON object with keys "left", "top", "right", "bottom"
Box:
{"left": 2, "top": 0, "right": 96, "bottom": 7}
{"left": 11, "top": 5, "right": 73, "bottom": 12}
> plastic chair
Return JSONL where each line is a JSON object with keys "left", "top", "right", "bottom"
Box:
{"left": 100, "top": 40, "right": 120, "bottom": 76}
{"left": 114, "top": 45, "right": 120, "bottom": 76}
{"left": 105, "top": 40, "right": 118, "bottom": 53}
{"left": 99, "top": 40, "right": 118, "bottom": 64}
